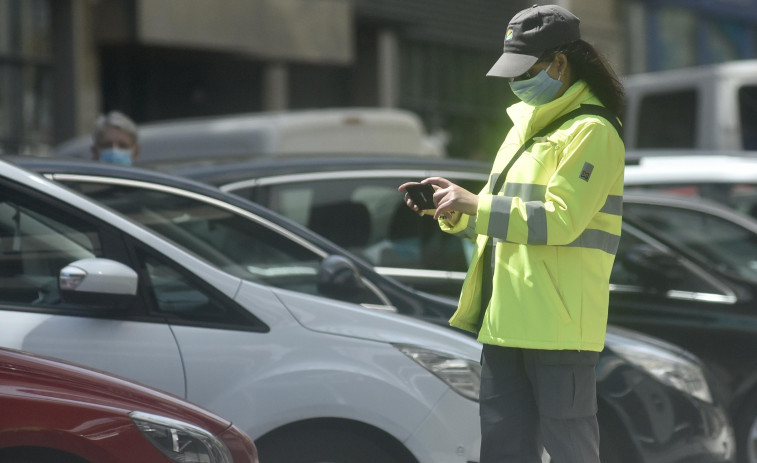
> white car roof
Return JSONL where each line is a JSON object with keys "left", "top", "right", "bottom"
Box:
{"left": 625, "top": 152, "right": 757, "bottom": 184}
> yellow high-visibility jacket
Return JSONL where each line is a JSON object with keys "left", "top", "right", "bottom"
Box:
{"left": 441, "top": 81, "right": 625, "bottom": 352}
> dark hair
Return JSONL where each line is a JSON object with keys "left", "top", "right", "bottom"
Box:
{"left": 540, "top": 39, "right": 624, "bottom": 117}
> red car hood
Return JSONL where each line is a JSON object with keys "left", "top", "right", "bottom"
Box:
{"left": 0, "top": 347, "right": 231, "bottom": 435}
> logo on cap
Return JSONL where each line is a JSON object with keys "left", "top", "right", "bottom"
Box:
{"left": 505, "top": 29, "right": 514, "bottom": 41}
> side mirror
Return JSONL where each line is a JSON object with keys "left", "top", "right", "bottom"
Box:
{"left": 317, "top": 255, "right": 365, "bottom": 302}
{"left": 59, "top": 258, "right": 138, "bottom": 307}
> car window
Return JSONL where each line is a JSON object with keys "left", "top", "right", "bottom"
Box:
{"left": 60, "top": 180, "right": 384, "bottom": 305}
{"left": 237, "top": 177, "right": 481, "bottom": 274}
{"left": 739, "top": 85, "right": 757, "bottom": 150}
{"left": 624, "top": 202, "right": 757, "bottom": 282}
{"left": 636, "top": 89, "right": 697, "bottom": 149}
{"left": 139, "top": 249, "right": 263, "bottom": 329}
{"left": 0, "top": 184, "right": 102, "bottom": 307}
{"left": 612, "top": 225, "right": 725, "bottom": 296}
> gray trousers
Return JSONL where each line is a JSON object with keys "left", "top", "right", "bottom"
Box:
{"left": 479, "top": 344, "right": 601, "bottom": 463}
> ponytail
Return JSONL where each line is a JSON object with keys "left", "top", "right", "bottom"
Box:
{"left": 541, "top": 40, "right": 624, "bottom": 117}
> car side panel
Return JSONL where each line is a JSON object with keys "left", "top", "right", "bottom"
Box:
{"left": 170, "top": 321, "right": 448, "bottom": 448}
{"left": 0, "top": 310, "right": 186, "bottom": 397}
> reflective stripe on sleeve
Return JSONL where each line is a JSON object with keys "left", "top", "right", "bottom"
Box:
{"left": 504, "top": 183, "right": 546, "bottom": 201}
{"left": 488, "top": 196, "right": 513, "bottom": 240}
{"left": 566, "top": 229, "right": 621, "bottom": 255}
{"left": 486, "top": 181, "right": 621, "bottom": 252}
{"left": 526, "top": 201, "right": 547, "bottom": 244}
{"left": 600, "top": 195, "right": 623, "bottom": 216}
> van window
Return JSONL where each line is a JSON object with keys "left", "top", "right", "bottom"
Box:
{"left": 637, "top": 90, "right": 697, "bottom": 149}
{"left": 739, "top": 86, "right": 757, "bottom": 150}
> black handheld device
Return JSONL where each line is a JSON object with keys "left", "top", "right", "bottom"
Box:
{"left": 404, "top": 183, "right": 436, "bottom": 210}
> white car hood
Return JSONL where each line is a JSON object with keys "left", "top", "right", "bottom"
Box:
{"left": 269, "top": 287, "right": 482, "bottom": 361}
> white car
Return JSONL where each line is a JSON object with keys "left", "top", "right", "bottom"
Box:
{"left": 0, "top": 159, "right": 482, "bottom": 463}
{"left": 625, "top": 152, "right": 757, "bottom": 215}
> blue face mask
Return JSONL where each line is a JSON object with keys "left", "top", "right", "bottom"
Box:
{"left": 509, "top": 63, "right": 563, "bottom": 106}
{"left": 99, "top": 148, "right": 134, "bottom": 166}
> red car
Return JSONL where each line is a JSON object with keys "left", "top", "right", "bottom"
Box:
{"left": 0, "top": 347, "right": 258, "bottom": 463}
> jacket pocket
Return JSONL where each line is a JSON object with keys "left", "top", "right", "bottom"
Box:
{"left": 530, "top": 350, "right": 599, "bottom": 419}
{"left": 541, "top": 261, "right": 573, "bottom": 325}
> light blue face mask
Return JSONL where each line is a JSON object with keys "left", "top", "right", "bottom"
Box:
{"left": 99, "top": 148, "right": 134, "bottom": 166}
{"left": 509, "top": 63, "right": 563, "bottom": 106}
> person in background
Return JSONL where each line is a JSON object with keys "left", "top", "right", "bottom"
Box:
{"left": 90, "top": 111, "right": 139, "bottom": 166}
{"left": 400, "top": 4, "right": 625, "bottom": 463}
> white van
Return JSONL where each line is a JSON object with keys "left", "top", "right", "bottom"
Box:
{"left": 622, "top": 60, "right": 757, "bottom": 151}
{"left": 55, "top": 107, "right": 443, "bottom": 170}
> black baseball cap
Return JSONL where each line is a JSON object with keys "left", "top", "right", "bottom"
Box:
{"left": 487, "top": 4, "right": 580, "bottom": 78}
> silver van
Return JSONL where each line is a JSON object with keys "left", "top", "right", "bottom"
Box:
{"left": 55, "top": 107, "right": 443, "bottom": 170}
{"left": 622, "top": 59, "right": 757, "bottom": 151}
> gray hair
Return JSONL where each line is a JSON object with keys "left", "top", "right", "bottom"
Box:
{"left": 92, "top": 111, "right": 138, "bottom": 143}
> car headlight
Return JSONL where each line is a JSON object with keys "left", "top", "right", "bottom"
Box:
{"left": 395, "top": 344, "right": 481, "bottom": 401}
{"left": 130, "top": 411, "right": 233, "bottom": 463}
{"left": 607, "top": 334, "right": 713, "bottom": 403}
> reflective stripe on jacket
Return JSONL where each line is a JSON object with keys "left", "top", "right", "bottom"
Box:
{"left": 442, "top": 81, "right": 625, "bottom": 352}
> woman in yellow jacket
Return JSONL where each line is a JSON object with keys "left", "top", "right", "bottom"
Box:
{"left": 400, "top": 5, "right": 624, "bottom": 463}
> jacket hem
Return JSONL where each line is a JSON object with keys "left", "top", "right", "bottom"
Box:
{"left": 477, "top": 335, "right": 605, "bottom": 352}
{"left": 449, "top": 319, "right": 480, "bottom": 335}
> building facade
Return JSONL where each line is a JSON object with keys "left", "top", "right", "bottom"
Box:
{"left": 623, "top": 0, "right": 757, "bottom": 74}
{"left": 2, "top": 0, "right": 628, "bottom": 159}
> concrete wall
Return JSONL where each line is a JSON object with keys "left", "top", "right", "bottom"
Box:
{"left": 137, "top": 0, "right": 352, "bottom": 63}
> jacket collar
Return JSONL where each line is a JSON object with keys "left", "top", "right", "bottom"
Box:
{"left": 507, "top": 81, "right": 600, "bottom": 142}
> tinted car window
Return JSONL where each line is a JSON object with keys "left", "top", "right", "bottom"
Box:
{"left": 612, "top": 224, "right": 725, "bottom": 296}
{"left": 0, "top": 185, "right": 102, "bottom": 307}
{"left": 624, "top": 202, "right": 757, "bottom": 282}
{"left": 61, "top": 180, "right": 384, "bottom": 305}
{"left": 140, "top": 250, "right": 260, "bottom": 328}
{"left": 739, "top": 85, "right": 757, "bottom": 150}
{"left": 239, "top": 177, "right": 479, "bottom": 274}
{"left": 637, "top": 90, "right": 697, "bottom": 149}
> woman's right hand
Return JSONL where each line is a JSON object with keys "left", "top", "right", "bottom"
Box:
{"left": 422, "top": 177, "right": 478, "bottom": 222}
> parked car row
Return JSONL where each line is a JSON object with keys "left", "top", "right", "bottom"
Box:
{"left": 13, "top": 108, "right": 757, "bottom": 462}
{"left": 0, "top": 158, "right": 482, "bottom": 463}
{"left": 2, "top": 156, "right": 735, "bottom": 463}
{"left": 170, "top": 152, "right": 757, "bottom": 463}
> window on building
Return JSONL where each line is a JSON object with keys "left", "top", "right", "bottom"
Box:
{"left": 0, "top": 0, "right": 52, "bottom": 155}
{"left": 707, "top": 18, "right": 748, "bottom": 63}
{"left": 656, "top": 7, "right": 698, "bottom": 70}
{"left": 641, "top": 2, "right": 757, "bottom": 71}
